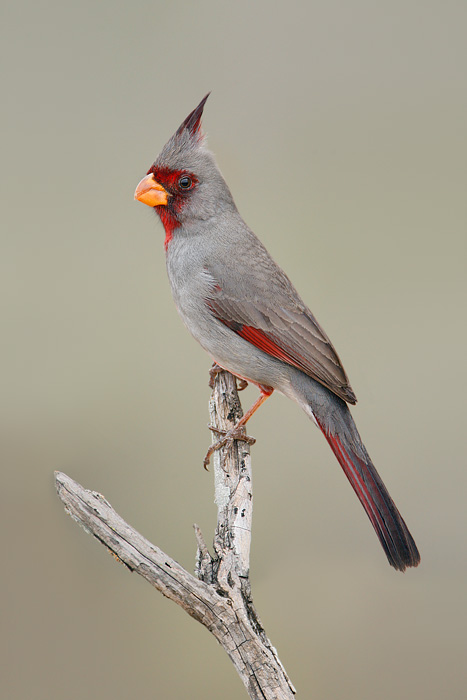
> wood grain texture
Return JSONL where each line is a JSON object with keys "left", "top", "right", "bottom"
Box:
{"left": 55, "top": 369, "right": 295, "bottom": 699}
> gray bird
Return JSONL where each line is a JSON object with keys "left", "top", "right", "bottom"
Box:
{"left": 134, "top": 94, "right": 420, "bottom": 572}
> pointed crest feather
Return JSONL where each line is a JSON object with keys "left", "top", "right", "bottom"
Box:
{"left": 176, "top": 93, "right": 210, "bottom": 139}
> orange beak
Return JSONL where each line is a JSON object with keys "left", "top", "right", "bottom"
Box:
{"left": 134, "top": 173, "right": 169, "bottom": 207}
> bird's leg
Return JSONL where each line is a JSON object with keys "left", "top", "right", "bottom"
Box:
{"left": 204, "top": 386, "right": 273, "bottom": 469}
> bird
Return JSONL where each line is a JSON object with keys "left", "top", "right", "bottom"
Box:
{"left": 134, "top": 94, "right": 420, "bottom": 572}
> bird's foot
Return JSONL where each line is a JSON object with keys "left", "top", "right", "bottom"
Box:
{"left": 208, "top": 363, "right": 248, "bottom": 392}
{"left": 208, "top": 363, "right": 223, "bottom": 389}
{"left": 208, "top": 425, "right": 256, "bottom": 444}
{"left": 236, "top": 378, "right": 248, "bottom": 391}
{"left": 203, "top": 425, "right": 256, "bottom": 470}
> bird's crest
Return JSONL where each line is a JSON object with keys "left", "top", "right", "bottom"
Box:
{"left": 175, "top": 93, "right": 210, "bottom": 141}
{"left": 156, "top": 94, "right": 210, "bottom": 167}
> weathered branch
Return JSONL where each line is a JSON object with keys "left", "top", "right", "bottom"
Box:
{"left": 55, "top": 370, "right": 295, "bottom": 699}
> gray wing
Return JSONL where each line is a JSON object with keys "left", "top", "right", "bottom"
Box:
{"left": 204, "top": 247, "right": 357, "bottom": 404}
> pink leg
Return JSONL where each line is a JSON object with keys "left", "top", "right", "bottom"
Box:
{"left": 204, "top": 387, "right": 273, "bottom": 469}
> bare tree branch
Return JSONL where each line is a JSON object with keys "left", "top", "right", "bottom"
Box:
{"left": 55, "top": 369, "right": 296, "bottom": 699}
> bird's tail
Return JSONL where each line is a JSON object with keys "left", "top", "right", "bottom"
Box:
{"left": 288, "top": 372, "right": 421, "bottom": 571}
{"left": 313, "top": 404, "right": 420, "bottom": 571}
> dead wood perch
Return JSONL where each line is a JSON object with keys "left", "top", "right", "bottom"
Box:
{"left": 55, "top": 369, "right": 296, "bottom": 699}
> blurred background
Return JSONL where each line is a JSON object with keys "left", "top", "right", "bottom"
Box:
{"left": 2, "top": 1, "right": 466, "bottom": 698}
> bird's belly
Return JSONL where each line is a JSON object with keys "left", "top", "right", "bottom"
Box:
{"left": 179, "top": 300, "right": 290, "bottom": 390}
{"left": 166, "top": 243, "right": 291, "bottom": 391}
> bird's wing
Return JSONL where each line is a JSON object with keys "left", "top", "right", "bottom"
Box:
{"left": 204, "top": 261, "right": 357, "bottom": 405}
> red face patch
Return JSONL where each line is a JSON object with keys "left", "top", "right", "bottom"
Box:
{"left": 148, "top": 165, "right": 199, "bottom": 251}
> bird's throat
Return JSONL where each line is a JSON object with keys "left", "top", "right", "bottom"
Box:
{"left": 157, "top": 208, "right": 180, "bottom": 251}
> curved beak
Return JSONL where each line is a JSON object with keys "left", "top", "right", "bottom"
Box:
{"left": 134, "top": 173, "right": 169, "bottom": 207}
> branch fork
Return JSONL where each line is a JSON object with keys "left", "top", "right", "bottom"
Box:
{"left": 55, "top": 369, "right": 295, "bottom": 699}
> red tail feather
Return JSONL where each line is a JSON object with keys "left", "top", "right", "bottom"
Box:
{"left": 317, "top": 421, "right": 420, "bottom": 571}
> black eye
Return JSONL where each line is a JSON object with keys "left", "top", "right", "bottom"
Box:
{"left": 178, "top": 176, "right": 192, "bottom": 190}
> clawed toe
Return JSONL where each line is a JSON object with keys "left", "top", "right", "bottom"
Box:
{"left": 204, "top": 382, "right": 271, "bottom": 470}
{"left": 208, "top": 424, "right": 226, "bottom": 436}
{"left": 204, "top": 425, "right": 256, "bottom": 469}
{"left": 208, "top": 363, "right": 223, "bottom": 389}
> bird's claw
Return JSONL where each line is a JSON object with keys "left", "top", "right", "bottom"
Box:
{"left": 208, "top": 363, "right": 223, "bottom": 389}
{"left": 204, "top": 425, "right": 256, "bottom": 469}
{"left": 208, "top": 425, "right": 256, "bottom": 445}
{"left": 209, "top": 364, "right": 248, "bottom": 391}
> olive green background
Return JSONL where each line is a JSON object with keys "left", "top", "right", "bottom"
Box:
{"left": 2, "top": 2, "right": 466, "bottom": 698}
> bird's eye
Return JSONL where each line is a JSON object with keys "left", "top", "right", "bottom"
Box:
{"left": 178, "top": 176, "right": 193, "bottom": 190}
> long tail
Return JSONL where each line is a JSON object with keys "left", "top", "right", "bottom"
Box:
{"left": 314, "top": 407, "right": 420, "bottom": 571}
{"left": 291, "top": 374, "right": 421, "bottom": 571}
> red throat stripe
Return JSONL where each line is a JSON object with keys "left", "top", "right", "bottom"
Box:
{"left": 158, "top": 209, "right": 179, "bottom": 251}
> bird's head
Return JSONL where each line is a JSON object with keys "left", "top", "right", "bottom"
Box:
{"left": 134, "top": 94, "right": 235, "bottom": 249}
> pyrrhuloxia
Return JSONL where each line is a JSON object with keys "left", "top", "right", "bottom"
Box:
{"left": 134, "top": 95, "right": 420, "bottom": 572}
